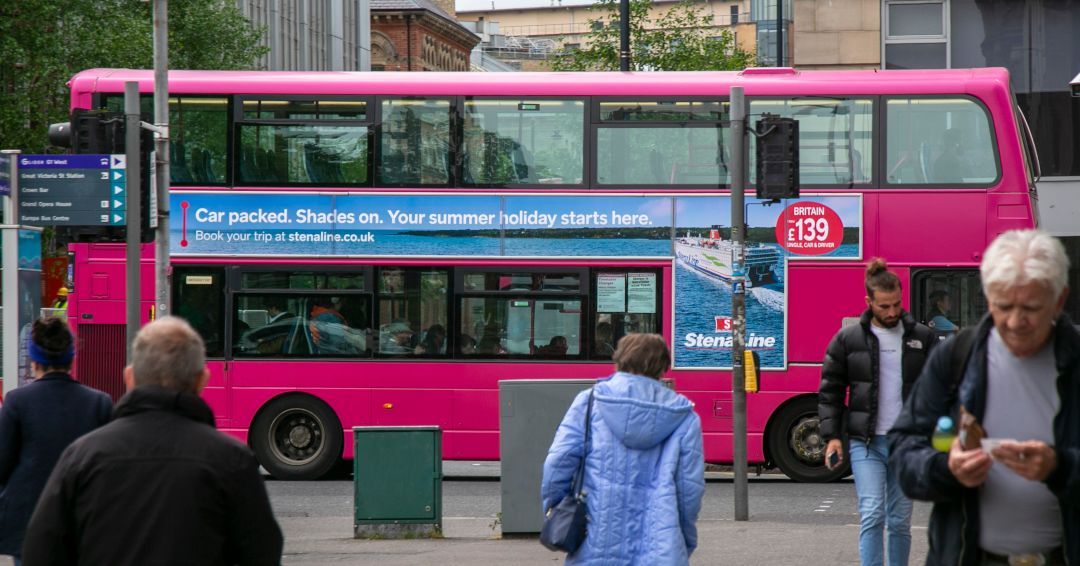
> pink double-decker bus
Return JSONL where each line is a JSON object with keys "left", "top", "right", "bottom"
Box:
{"left": 65, "top": 68, "right": 1038, "bottom": 481}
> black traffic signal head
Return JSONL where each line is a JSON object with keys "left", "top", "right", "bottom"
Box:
{"left": 755, "top": 114, "right": 799, "bottom": 200}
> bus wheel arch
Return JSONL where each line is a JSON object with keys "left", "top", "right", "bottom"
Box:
{"left": 250, "top": 393, "right": 343, "bottom": 481}
{"left": 764, "top": 394, "right": 849, "bottom": 483}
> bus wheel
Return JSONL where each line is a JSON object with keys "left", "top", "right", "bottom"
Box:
{"left": 767, "top": 396, "right": 849, "bottom": 483}
{"left": 251, "top": 395, "right": 343, "bottom": 481}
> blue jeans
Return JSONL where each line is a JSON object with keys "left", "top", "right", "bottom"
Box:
{"left": 850, "top": 435, "right": 912, "bottom": 566}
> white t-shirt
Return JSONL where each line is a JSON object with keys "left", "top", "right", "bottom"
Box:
{"left": 980, "top": 328, "right": 1062, "bottom": 554}
{"left": 871, "top": 323, "right": 904, "bottom": 435}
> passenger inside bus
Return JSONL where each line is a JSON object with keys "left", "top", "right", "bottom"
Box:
{"left": 476, "top": 324, "right": 506, "bottom": 355}
{"left": 931, "top": 128, "right": 973, "bottom": 183}
{"left": 308, "top": 297, "right": 368, "bottom": 355}
{"left": 241, "top": 297, "right": 297, "bottom": 355}
{"left": 594, "top": 322, "right": 615, "bottom": 357}
{"left": 458, "top": 334, "right": 477, "bottom": 355}
{"left": 535, "top": 335, "right": 569, "bottom": 357}
{"left": 379, "top": 320, "right": 416, "bottom": 354}
{"left": 925, "top": 290, "right": 959, "bottom": 336}
{"left": 414, "top": 324, "right": 447, "bottom": 355}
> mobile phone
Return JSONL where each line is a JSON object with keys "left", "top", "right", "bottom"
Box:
{"left": 827, "top": 452, "right": 840, "bottom": 468}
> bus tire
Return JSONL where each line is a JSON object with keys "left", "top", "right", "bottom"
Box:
{"left": 251, "top": 395, "right": 343, "bottom": 481}
{"left": 767, "top": 395, "right": 849, "bottom": 483}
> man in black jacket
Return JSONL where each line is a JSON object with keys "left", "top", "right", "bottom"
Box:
{"left": 21, "top": 317, "right": 283, "bottom": 566}
{"left": 819, "top": 258, "right": 936, "bottom": 566}
{"left": 890, "top": 230, "right": 1080, "bottom": 566}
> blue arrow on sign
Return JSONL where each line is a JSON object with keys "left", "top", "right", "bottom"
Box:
{"left": 112, "top": 199, "right": 125, "bottom": 210}
{"left": 110, "top": 212, "right": 125, "bottom": 225}
{"left": 112, "top": 183, "right": 125, "bottom": 195}
{"left": 112, "top": 170, "right": 125, "bottom": 181}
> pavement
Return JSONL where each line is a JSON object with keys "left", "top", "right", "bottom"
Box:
{"left": 0, "top": 462, "right": 930, "bottom": 565}
{"left": 275, "top": 462, "right": 930, "bottom": 565}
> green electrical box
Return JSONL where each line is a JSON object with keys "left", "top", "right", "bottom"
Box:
{"left": 353, "top": 426, "right": 442, "bottom": 538}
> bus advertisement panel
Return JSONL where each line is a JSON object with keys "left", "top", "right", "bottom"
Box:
{"left": 171, "top": 192, "right": 860, "bottom": 371}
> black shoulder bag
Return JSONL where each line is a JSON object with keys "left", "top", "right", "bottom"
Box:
{"left": 540, "top": 388, "right": 594, "bottom": 553}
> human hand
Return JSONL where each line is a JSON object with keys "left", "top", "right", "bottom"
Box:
{"left": 948, "top": 436, "right": 992, "bottom": 487}
{"left": 992, "top": 440, "right": 1057, "bottom": 482}
{"left": 825, "top": 439, "right": 843, "bottom": 470}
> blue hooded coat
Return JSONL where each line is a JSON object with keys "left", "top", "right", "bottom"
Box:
{"left": 541, "top": 372, "right": 705, "bottom": 565}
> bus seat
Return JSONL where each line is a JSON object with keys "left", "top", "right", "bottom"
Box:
{"left": 201, "top": 149, "right": 216, "bottom": 183}
{"left": 170, "top": 142, "right": 194, "bottom": 183}
{"left": 510, "top": 145, "right": 536, "bottom": 183}
{"left": 303, "top": 143, "right": 322, "bottom": 183}
{"left": 190, "top": 148, "right": 207, "bottom": 183}
{"left": 649, "top": 150, "right": 665, "bottom": 184}
{"left": 239, "top": 146, "right": 256, "bottom": 182}
{"left": 919, "top": 142, "right": 934, "bottom": 182}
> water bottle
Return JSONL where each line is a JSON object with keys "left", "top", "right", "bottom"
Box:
{"left": 932, "top": 416, "right": 956, "bottom": 452}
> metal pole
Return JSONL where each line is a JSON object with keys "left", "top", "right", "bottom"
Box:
{"left": 356, "top": 0, "right": 371, "bottom": 72}
{"left": 619, "top": 0, "right": 630, "bottom": 71}
{"left": 730, "top": 87, "right": 749, "bottom": 521}
{"left": 153, "top": 0, "right": 171, "bottom": 320}
{"left": 2, "top": 150, "right": 20, "bottom": 398}
{"left": 776, "top": 0, "right": 784, "bottom": 66}
{"left": 124, "top": 83, "right": 141, "bottom": 361}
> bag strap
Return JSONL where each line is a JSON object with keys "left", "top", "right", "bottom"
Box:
{"left": 948, "top": 327, "right": 977, "bottom": 398}
{"left": 570, "top": 388, "right": 595, "bottom": 498}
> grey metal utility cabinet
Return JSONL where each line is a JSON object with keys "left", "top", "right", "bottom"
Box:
{"left": 499, "top": 379, "right": 594, "bottom": 535}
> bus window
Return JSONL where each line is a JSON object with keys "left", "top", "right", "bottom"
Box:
{"left": 232, "top": 293, "right": 372, "bottom": 358}
{"left": 885, "top": 97, "right": 999, "bottom": 186}
{"left": 463, "top": 99, "right": 585, "bottom": 186}
{"left": 593, "top": 271, "right": 660, "bottom": 359}
{"left": 595, "top": 100, "right": 731, "bottom": 186}
{"left": 236, "top": 98, "right": 370, "bottom": 185}
{"left": 749, "top": 98, "right": 873, "bottom": 186}
{"left": 912, "top": 269, "right": 986, "bottom": 341}
{"left": 104, "top": 95, "right": 229, "bottom": 185}
{"left": 173, "top": 267, "right": 227, "bottom": 357}
{"left": 240, "top": 271, "right": 367, "bottom": 291}
{"left": 376, "top": 268, "right": 449, "bottom": 357}
{"left": 461, "top": 297, "right": 583, "bottom": 358}
{"left": 379, "top": 98, "right": 451, "bottom": 186}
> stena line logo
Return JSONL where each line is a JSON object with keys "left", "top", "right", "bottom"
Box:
{"left": 684, "top": 332, "right": 777, "bottom": 350}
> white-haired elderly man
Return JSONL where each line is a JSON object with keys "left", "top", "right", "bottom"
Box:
{"left": 889, "top": 229, "right": 1080, "bottom": 566}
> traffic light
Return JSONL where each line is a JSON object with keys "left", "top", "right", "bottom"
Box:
{"left": 49, "top": 109, "right": 155, "bottom": 243}
{"left": 755, "top": 114, "right": 799, "bottom": 200}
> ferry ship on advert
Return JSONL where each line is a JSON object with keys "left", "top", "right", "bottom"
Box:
{"left": 675, "top": 228, "right": 781, "bottom": 288}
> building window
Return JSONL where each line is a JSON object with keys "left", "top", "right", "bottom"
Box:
{"left": 730, "top": 4, "right": 739, "bottom": 25}
{"left": 883, "top": 0, "right": 949, "bottom": 69}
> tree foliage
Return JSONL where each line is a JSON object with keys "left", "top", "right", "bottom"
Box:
{"left": 0, "top": 0, "right": 268, "bottom": 153}
{"left": 550, "top": 0, "right": 755, "bottom": 72}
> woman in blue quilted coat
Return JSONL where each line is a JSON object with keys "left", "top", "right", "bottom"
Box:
{"left": 541, "top": 333, "right": 705, "bottom": 565}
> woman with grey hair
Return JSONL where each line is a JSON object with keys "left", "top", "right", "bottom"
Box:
{"left": 541, "top": 334, "right": 705, "bottom": 564}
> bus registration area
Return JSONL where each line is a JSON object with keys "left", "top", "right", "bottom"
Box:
{"left": 172, "top": 191, "right": 861, "bottom": 371}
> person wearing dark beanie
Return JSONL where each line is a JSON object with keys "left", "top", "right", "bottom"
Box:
{"left": 0, "top": 317, "right": 112, "bottom": 566}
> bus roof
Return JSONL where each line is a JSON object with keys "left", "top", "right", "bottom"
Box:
{"left": 69, "top": 67, "right": 1013, "bottom": 99}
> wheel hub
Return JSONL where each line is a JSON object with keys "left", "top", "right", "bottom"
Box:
{"left": 269, "top": 409, "right": 324, "bottom": 465}
{"left": 790, "top": 416, "right": 825, "bottom": 464}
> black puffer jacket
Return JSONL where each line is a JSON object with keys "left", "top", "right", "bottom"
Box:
{"left": 818, "top": 309, "right": 936, "bottom": 442}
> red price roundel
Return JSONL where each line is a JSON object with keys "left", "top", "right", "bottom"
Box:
{"left": 774, "top": 201, "right": 844, "bottom": 255}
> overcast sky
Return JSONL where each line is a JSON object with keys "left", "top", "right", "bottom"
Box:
{"left": 456, "top": 0, "right": 596, "bottom": 12}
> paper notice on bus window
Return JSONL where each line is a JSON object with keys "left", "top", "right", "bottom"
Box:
{"left": 596, "top": 273, "right": 626, "bottom": 313}
{"left": 185, "top": 275, "right": 213, "bottom": 285}
{"left": 627, "top": 273, "right": 656, "bottom": 313}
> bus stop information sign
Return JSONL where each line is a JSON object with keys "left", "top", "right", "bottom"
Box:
{"left": 17, "top": 154, "right": 127, "bottom": 227}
